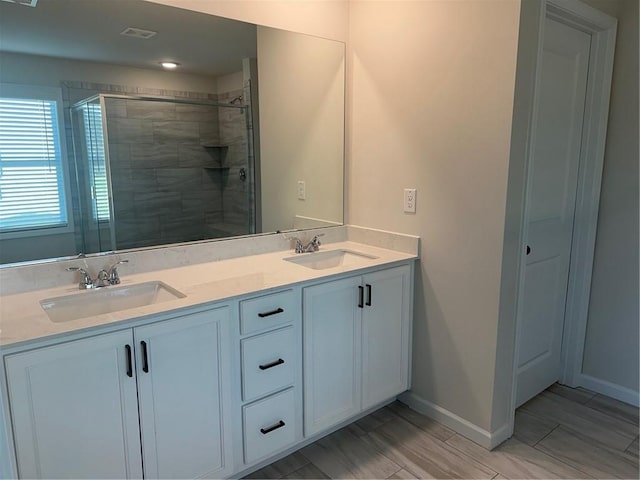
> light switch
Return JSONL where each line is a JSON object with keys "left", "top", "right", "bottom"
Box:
{"left": 404, "top": 188, "right": 416, "bottom": 213}
{"left": 297, "top": 181, "right": 306, "bottom": 200}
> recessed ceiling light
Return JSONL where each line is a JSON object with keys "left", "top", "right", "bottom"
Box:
{"left": 120, "top": 27, "right": 157, "bottom": 39}
{"left": 1, "top": 0, "right": 38, "bottom": 6}
{"left": 161, "top": 62, "right": 179, "bottom": 69}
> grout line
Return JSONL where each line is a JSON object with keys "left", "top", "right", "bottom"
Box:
{"left": 383, "top": 465, "right": 404, "bottom": 479}
{"left": 622, "top": 434, "right": 639, "bottom": 454}
{"left": 532, "top": 423, "right": 560, "bottom": 447}
{"left": 442, "top": 434, "right": 500, "bottom": 479}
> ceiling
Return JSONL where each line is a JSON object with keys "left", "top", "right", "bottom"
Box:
{"left": 0, "top": 0, "right": 257, "bottom": 77}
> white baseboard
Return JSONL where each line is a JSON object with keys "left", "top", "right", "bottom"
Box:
{"left": 398, "top": 392, "right": 512, "bottom": 450}
{"left": 578, "top": 374, "right": 640, "bottom": 407}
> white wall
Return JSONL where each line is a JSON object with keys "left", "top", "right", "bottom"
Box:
{"left": 258, "top": 26, "right": 345, "bottom": 232}
{"left": 348, "top": 0, "right": 521, "bottom": 432}
{"left": 146, "top": 0, "right": 349, "bottom": 42}
{"left": 580, "top": 0, "right": 640, "bottom": 395}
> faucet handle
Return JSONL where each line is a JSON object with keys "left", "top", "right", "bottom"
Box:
{"left": 107, "top": 260, "right": 128, "bottom": 285}
{"left": 291, "top": 237, "right": 304, "bottom": 254}
{"left": 66, "top": 266, "right": 94, "bottom": 289}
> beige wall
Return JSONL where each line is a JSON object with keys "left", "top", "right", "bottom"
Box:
{"left": 258, "top": 26, "right": 345, "bottom": 232}
{"left": 580, "top": 0, "right": 639, "bottom": 393}
{"left": 348, "top": 0, "right": 521, "bottom": 431}
{"left": 146, "top": 0, "right": 349, "bottom": 42}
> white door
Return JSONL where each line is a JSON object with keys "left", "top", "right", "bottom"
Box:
{"left": 5, "top": 330, "right": 143, "bottom": 479}
{"left": 362, "top": 265, "right": 411, "bottom": 409}
{"left": 516, "top": 17, "right": 592, "bottom": 407}
{"left": 303, "top": 276, "right": 362, "bottom": 436}
{"left": 134, "top": 308, "right": 234, "bottom": 479}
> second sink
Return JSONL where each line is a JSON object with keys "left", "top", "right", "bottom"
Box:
{"left": 41, "top": 281, "right": 186, "bottom": 323}
{"left": 284, "top": 249, "right": 378, "bottom": 270}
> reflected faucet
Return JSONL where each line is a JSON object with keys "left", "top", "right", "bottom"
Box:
{"left": 66, "top": 259, "right": 129, "bottom": 289}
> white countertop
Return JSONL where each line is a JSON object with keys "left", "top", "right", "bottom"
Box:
{"left": 0, "top": 241, "right": 416, "bottom": 348}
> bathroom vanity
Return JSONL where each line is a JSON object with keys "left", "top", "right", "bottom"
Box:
{"left": 0, "top": 229, "right": 417, "bottom": 479}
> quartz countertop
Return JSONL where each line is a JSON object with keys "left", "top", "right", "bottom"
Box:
{"left": 0, "top": 241, "right": 416, "bottom": 348}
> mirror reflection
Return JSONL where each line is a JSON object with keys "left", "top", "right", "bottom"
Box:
{"left": 0, "top": 0, "right": 345, "bottom": 265}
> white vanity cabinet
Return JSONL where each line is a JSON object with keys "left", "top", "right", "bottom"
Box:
{"left": 4, "top": 306, "right": 234, "bottom": 479}
{"left": 303, "top": 264, "right": 412, "bottom": 436}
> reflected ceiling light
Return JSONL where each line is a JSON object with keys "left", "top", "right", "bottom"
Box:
{"left": 160, "top": 62, "right": 179, "bottom": 69}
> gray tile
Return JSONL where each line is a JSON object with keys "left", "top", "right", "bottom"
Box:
{"left": 153, "top": 121, "right": 200, "bottom": 143}
{"left": 585, "top": 394, "right": 640, "bottom": 426}
{"left": 284, "top": 462, "right": 329, "bottom": 479}
{"left": 301, "top": 428, "right": 402, "bottom": 479}
{"left": 547, "top": 383, "right": 596, "bottom": 404}
{"left": 387, "top": 468, "right": 418, "bottom": 479}
{"left": 156, "top": 168, "right": 202, "bottom": 192}
{"left": 126, "top": 99, "right": 176, "bottom": 120}
{"left": 106, "top": 117, "right": 154, "bottom": 144}
{"left": 178, "top": 144, "right": 215, "bottom": 167}
{"left": 133, "top": 192, "right": 181, "bottom": 217}
{"left": 199, "top": 121, "right": 221, "bottom": 145}
{"left": 347, "top": 407, "right": 396, "bottom": 437}
{"left": 130, "top": 143, "right": 178, "bottom": 168}
{"left": 367, "top": 416, "right": 496, "bottom": 479}
{"left": 104, "top": 98, "right": 127, "bottom": 118}
{"left": 521, "top": 391, "right": 638, "bottom": 450}
{"left": 176, "top": 104, "right": 220, "bottom": 122}
{"left": 626, "top": 437, "right": 639, "bottom": 458}
{"left": 536, "top": 426, "right": 638, "bottom": 479}
{"left": 513, "top": 410, "right": 558, "bottom": 446}
{"left": 445, "top": 434, "right": 589, "bottom": 479}
{"left": 245, "top": 452, "right": 309, "bottom": 479}
{"left": 386, "top": 401, "right": 456, "bottom": 442}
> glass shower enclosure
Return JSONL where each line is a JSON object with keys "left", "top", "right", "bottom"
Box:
{"left": 70, "top": 94, "right": 254, "bottom": 254}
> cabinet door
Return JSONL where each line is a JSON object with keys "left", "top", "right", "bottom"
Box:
{"left": 362, "top": 265, "right": 412, "bottom": 409}
{"left": 134, "top": 307, "right": 233, "bottom": 479}
{"left": 5, "top": 330, "right": 142, "bottom": 479}
{"left": 303, "top": 276, "right": 362, "bottom": 436}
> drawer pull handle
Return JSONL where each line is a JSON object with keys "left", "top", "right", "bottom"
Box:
{"left": 125, "top": 344, "right": 133, "bottom": 378}
{"left": 260, "top": 420, "right": 285, "bottom": 435}
{"left": 258, "top": 307, "right": 284, "bottom": 318}
{"left": 141, "top": 341, "right": 149, "bottom": 373}
{"left": 366, "top": 284, "right": 372, "bottom": 306}
{"left": 358, "top": 286, "right": 364, "bottom": 308}
{"left": 259, "top": 358, "right": 285, "bottom": 370}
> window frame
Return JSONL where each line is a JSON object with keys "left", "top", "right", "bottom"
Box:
{"left": 0, "top": 84, "right": 75, "bottom": 240}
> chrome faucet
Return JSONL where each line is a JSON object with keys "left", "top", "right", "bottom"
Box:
{"left": 293, "top": 234, "right": 324, "bottom": 254}
{"left": 66, "top": 259, "right": 128, "bottom": 289}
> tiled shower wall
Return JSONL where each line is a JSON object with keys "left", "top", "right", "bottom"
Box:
{"left": 63, "top": 81, "right": 253, "bottom": 252}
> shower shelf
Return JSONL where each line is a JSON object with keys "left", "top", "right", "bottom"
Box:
{"left": 203, "top": 166, "right": 230, "bottom": 170}
{"left": 201, "top": 144, "right": 229, "bottom": 149}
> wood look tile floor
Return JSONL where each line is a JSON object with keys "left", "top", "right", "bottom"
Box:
{"left": 246, "top": 385, "right": 639, "bottom": 479}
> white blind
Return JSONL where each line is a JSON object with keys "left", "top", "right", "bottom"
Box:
{"left": 82, "top": 103, "right": 110, "bottom": 222}
{"left": 0, "top": 97, "right": 68, "bottom": 232}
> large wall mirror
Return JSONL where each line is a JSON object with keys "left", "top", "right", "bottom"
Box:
{"left": 0, "top": 0, "right": 345, "bottom": 266}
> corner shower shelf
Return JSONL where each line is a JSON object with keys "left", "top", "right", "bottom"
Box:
{"left": 201, "top": 144, "right": 229, "bottom": 149}
{"left": 203, "top": 166, "right": 230, "bottom": 170}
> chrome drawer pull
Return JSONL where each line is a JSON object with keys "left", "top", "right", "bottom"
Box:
{"left": 259, "top": 358, "right": 285, "bottom": 370}
{"left": 260, "top": 420, "right": 285, "bottom": 435}
{"left": 258, "top": 307, "right": 284, "bottom": 318}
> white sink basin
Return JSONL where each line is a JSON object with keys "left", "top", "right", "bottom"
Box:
{"left": 41, "top": 281, "right": 186, "bottom": 323}
{"left": 284, "top": 249, "right": 378, "bottom": 270}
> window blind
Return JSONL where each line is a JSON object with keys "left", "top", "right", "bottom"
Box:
{"left": 0, "top": 98, "right": 68, "bottom": 232}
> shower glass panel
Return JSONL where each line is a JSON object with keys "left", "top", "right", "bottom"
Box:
{"left": 70, "top": 94, "right": 254, "bottom": 253}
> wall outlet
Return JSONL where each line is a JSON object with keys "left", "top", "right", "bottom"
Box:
{"left": 404, "top": 188, "right": 416, "bottom": 213}
{"left": 297, "top": 180, "right": 306, "bottom": 200}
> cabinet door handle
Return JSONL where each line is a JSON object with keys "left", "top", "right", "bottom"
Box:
{"left": 125, "top": 344, "right": 133, "bottom": 378}
{"left": 141, "top": 341, "right": 149, "bottom": 373}
{"left": 358, "top": 286, "right": 364, "bottom": 308}
{"left": 526, "top": 245, "right": 531, "bottom": 255}
{"left": 259, "top": 358, "right": 285, "bottom": 370}
{"left": 260, "top": 420, "right": 285, "bottom": 435}
{"left": 258, "top": 307, "right": 284, "bottom": 318}
{"left": 366, "top": 284, "right": 372, "bottom": 306}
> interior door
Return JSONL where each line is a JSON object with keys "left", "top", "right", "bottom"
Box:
{"left": 516, "top": 17, "right": 592, "bottom": 407}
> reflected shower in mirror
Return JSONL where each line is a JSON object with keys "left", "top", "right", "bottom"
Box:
{"left": 0, "top": 0, "right": 344, "bottom": 265}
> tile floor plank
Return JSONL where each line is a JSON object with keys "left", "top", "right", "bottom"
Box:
{"left": 386, "top": 401, "right": 456, "bottom": 442}
{"left": 245, "top": 452, "right": 310, "bottom": 479}
{"left": 445, "top": 434, "right": 590, "bottom": 479}
{"left": 585, "top": 394, "right": 640, "bottom": 426}
{"left": 536, "top": 426, "right": 639, "bottom": 479}
{"left": 513, "top": 410, "right": 558, "bottom": 446}
{"left": 520, "top": 391, "right": 637, "bottom": 450}
{"left": 626, "top": 436, "right": 639, "bottom": 458}
{"left": 347, "top": 407, "right": 396, "bottom": 436}
{"left": 387, "top": 468, "right": 419, "bottom": 479}
{"left": 547, "top": 383, "right": 596, "bottom": 404}
{"left": 284, "top": 463, "right": 330, "bottom": 479}
{"left": 301, "top": 428, "right": 402, "bottom": 479}
{"left": 367, "top": 416, "right": 496, "bottom": 479}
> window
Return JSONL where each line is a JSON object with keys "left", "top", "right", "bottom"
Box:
{"left": 0, "top": 85, "right": 71, "bottom": 235}
{"left": 81, "top": 102, "right": 110, "bottom": 222}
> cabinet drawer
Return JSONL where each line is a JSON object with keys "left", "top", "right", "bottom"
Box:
{"left": 242, "top": 327, "right": 296, "bottom": 401}
{"left": 240, "top": 290, "right": 296, "bottom": 335}
{"left": 243, "top": 388, "right": 297, "bottom": 464}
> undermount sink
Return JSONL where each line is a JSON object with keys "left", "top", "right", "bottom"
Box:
{"left": 284, "top": 249, "right": 378, "bottom": 270}
{"left": 41, "top": 281, "right": 186, "bottom": 323}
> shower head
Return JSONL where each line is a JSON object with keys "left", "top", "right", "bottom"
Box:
{"left": 229, "top": 95, "right": 243, "bottom": 105}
